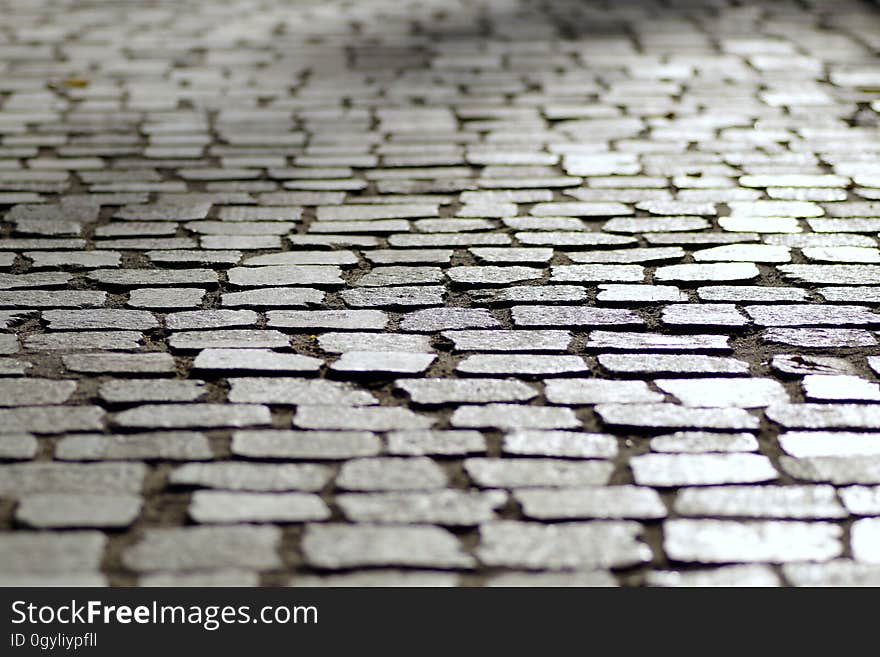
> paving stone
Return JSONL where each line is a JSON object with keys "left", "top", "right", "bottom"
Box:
{"left": 654, "top": 263, "right": 760, "bottom": 283}
{"left": 655, "top": 378, "right": 789, "bottom": 408}
{"left": 470, "top": 285, "right": 588, "bottom": 306}
{"left": 16, "top": 494, "right": 142, "bottom": 528}
{"left": 477, "top": 521, "right": 651, "bottom": 570}
{"left": 674, "top": 486, "right": 845, "bottom": 519}
{"left": 399, "top": 307, "right": 501, "bottom": 332}
{"left": 123, "top": 526, "right": 282, "bottom": 572}
{"left": 767, "top": 404, "right": 880, "bottom": 429}
{"left": 697, "top": 286, "right": 810, "bottom": 302}
{"left": 784, "top": 560, "right": 880, "bottom": 587}
{"left": 451, "top": 404, "right": 580, "bottom": 430}
{"left": 331, "top": 351, "right": 436, "bottom": 375}
{"left": 0, "top": 462, "right": 145, "bottom": 496}
{"left": 839, "top": 486, "right": 880, "bottom": 515}
{"left": 664, "top": 519, "right": 842, "bottom": 563}
{"left": 745, "top": 304, "right": 880, "bottom": 327}
{"left": 763, "top": 328, "right": 877, "bottom": 348}
{"left": 660, "top": 303, "right": 748, "bottom": 327}
{"left": 650, "top": 432, "right": 759, "bottom": 453}
{"left": 386, "top": 430, "right": 487, "bottom": 456}
{"left": 567, "top": 247, "right": 685, "bottom": 264}
{"left": 170, "top": 462, "right": 331, "bottom": 492}
{"left": 0, "top": 532, "right": 107, "bottom": 575}
{"left": 550, "top": 264, "right": 644, "bottom": 283}
{"left": 469, "top": 247, "right": 553, "bottom": 263}
{"left": 129, "top": 287, "right": 207, "bottom": 309}
{"left": 289, "top": 571, "right": 459, "bottom": 587}
{"left": 221, "top": 287, "right": 325, "bottom": 308}
{"left": 692, "top": 244, "right": 791, "bottom": 263}
{"left": 512, "top": 306, "right": 643, "bottom": 328}
{"left": 87, "top": 268, "right": 218, "bottom": 287}
{"left": 56, "top": 432, "right": 212, "bottom": 461}
{"left": 227, "top": 265, "right": 343, "bottom": 287}
{"left": 169, "top": 330, "right": 289, "bottom": 351}
{"left": 294, "top": 405, "right": 433, "bottom": 431}
{"left": 25, "top": 331, "right": 144, "bottom": 351}
{"left": 589, "top": 331, "right": 729, "bottom": 352}
{"left": 456, "top": 354, "right": 589, "bottom": 376}
{"left": 0, "top": 405, "right": 105, "bottom": 434}
{"left": 62, "top": 352, "right": 176, "bottom": 375}
{"left": 645, "top": 565, "right": 781, "bottom": 587}
{"left": 98, "top": 380, "right": 206, "bottom": 403}
{"left": 0, "top": 433, "right": 38, "bottom": 459}
{"left": 502, "top": 430, "right": 618, "bottom": 459}
{"left": 545, "top": 379, "right": 662, "bottom": 405}
{"left": 465, "top": 458, "right": 613, "bottom": 488}
{"left": 268, "top": 309, "right": 387, "bottom": 330}
{"left": 114, "top": 403, "right": 270, "bottom": 429}
{"left": 165, "top": 310, "right": 258, "bottom": 330}
{"left": 779, "top": 431, "right": 880, "bottom": 458}
{"left": 0, "top": 290, "right": 106, "bottom": 308}
{"left": 396, "top": 378, "right": 537, "bottom": 405}
{"left": 516, "top": 486, "right": 666, "bottom": 520}
{"left": 189, "top": 491, "right": 329, "bottom": 523}
{"left": 779, "top": 265, "right": 880, "bottom": 286}
{"left": 355, "top": 267, "right": 444, "bottom": 287}
{"left": 771, "top": 355, "right": 857, "bottom": 377}
{"left": 631, "top": 453, "right": 776, "bottom": 486}
{"left": 193, "top": 348, "right": 322, "bottom": 372}
{"left": 485, "top": 571, "right": 618, "bottom": 587}
{"left": 337, "top": 490, "right": 506, "bottom": 525}
{"left": 441, "top": 329, "right": 570, "bottom": 352}
{"left": 803, "top": 375, "right": 880, "bottom": 402}
{"left": 448, "top": 266, "right": 543, "bottom": 286}
{"left": 343, "top": 285, "right": 445, "bottom": 308}
{"left": 0, "top": 378, "right": 76, "bottom": 406}
{"left": 598, "top": 353, "right": 749, "bottom": 376}
{"left": 232, "top": 430, "right": 381, "bottom": 460}
{"left": 302, "top": 524, "right": 473, "bottom": 569}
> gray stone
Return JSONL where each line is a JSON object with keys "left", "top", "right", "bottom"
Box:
{"left": 456, "top": 354, "right": 589, "bottom": 376}
{"left": 0, "top": 379, "right": 76, "bottom": 406}
{"left": 386, "top": 430, "right": 487, "bottom": 456}
{"left": 114, "top": 403, "right": 270, "bottom": 429}
{"left": 650, "top": 432, "right": 759, "bottom": 453}
{"left": 545, "top": 379, "right": 663, "bottom": 405}
{"left": 516, "top": 486, "right": 666, "bottom": 520}
{"left": 123, "top": 526, "right": 282, "bottom": 572}
{"left": 0, "top": 406, "right": 104, "bottom": 434}
{"left": 194, "top": 349, "right": 322, "bottom": 372}
{"left": 655, "top": 378, "right": 789, "bottom": 408}
{"left": 631, "top": 453, "right": 776, "bottom": 486}
{"left": 170, "top": 462, "right": 331, "bottom": 492}
{"left": 674, "top": 485, "right": 845, "bottom": 519}
{"left": 0, "top": 463, "right": 145, "bottom": 496}
{"left": 98, "top": 380, "right": 206, "bottom": 403}
{"left": 0, "top": 532, "right": 107, "bottom": 574}
{"left": 293, "top": 405, "right": 433, "bottom": 431}
{"left": 330, "top": 351, "right": 436, "bottom": 374}
{"left": 189, "top": 491, "right": 329, "bottom": 523}
{"left": 465, "top": 458, "right": 613, "bottom": 488}
{"left": 477, "top": 521, "right": 651, "bottom": 570}
{"left": 337, "top": 457, "right": 447, "bottom": 491}
{"left": 302, "top": 524, "right": 474, "bottom": 569}
{"left": 16, "top": 494, "right": 142, "bottom": 528}
{"left": 56, "top": 432, "right": 212, "bottom": 461}
{"left": 396, "top": 378, "right": 537, "bottom": 405}
{"left": 228, "top": 378, "right": 374, "bottom": 405}
{"left": 664, "top": 519, "right": 842, "bottom": 563}
{"left": 337, "top": 490, "right": 506, "bottom": 525}
{"left": 232, "top": 430, "right": 381, "bottom": 460}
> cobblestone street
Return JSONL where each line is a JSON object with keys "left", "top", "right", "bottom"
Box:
{"left": 1, "top": 0, "right": 880, "bottom": 586}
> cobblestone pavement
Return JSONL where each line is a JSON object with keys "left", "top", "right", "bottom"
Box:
{"left": 1, "top": 0, "right": 880, "bottom": 587}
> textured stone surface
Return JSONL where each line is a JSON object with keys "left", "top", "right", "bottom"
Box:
{"left": 2, "top": 0, "right": 878, "bottom": 587}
